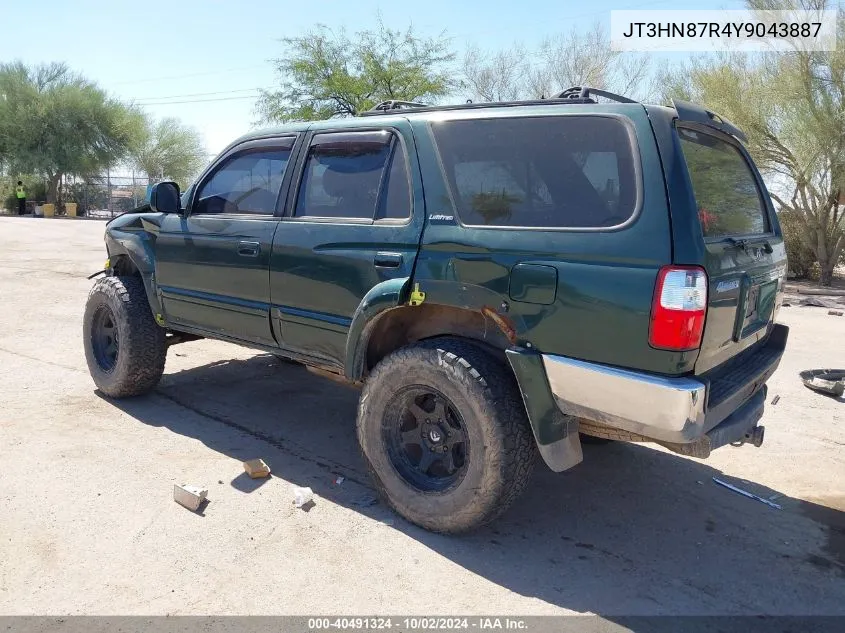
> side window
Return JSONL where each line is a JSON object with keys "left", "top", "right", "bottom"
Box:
{"left": 295, "top": 130, "right": 411, "bottom": 221}
{"left": 431, "top": 116, "right": 637, "bottom": 228}
{"left": 376, "top": 142, "right": 412, "bottom": 221}
{"left": 194, "top": 141, "right": 294, "bottom": 215}
{"left": 579, "top": 152, "right": 622, "bottom": 212}
{"left": 452, "top": 161, "right": 553, "bottom": 225}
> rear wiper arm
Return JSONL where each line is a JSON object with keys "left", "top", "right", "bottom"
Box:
{"left": 725, "top": 237, "right": 749, "bottom": 250}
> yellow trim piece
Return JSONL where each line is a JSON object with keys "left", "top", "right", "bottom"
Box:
{"left": 409, "top": 283, "right": 426, "bottom": 306}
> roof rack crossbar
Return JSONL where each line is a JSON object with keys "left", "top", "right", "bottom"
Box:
{"left": 553, "top": 86, "right": 638, "bottom": 104}
{"left": 367, "top": 100, "right": 429, "bottom": 113}
{"left": 358, "top": 98, "right": 599, "bottom": 116}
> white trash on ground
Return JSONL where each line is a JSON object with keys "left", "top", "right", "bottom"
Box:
{"left": 293, "top": 486, "right": 314, "bottom": 508}
{"left": 712, "top": 477, "right": 782, "bottom": 510}
{"left": 173, "top": 484, "right": 208, "bottom": 511}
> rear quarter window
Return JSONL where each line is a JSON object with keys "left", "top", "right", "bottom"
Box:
{"left": 431, "top": 116, "right": 638, "bottom": 229}
{"left": 677, "top": 127, "right": 769, "bottom": 238}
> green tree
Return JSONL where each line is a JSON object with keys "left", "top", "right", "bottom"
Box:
{"left": 131, "top": 116, "right": 207, "bottom": 188}
{"left": 256, "top": 20, "right": 455, "bottom": 122}
{"left": 660, "top": 0, "right": 845, "bottom": 285}
{"left": 779, "top": 210, "right": 821, "bottom": 278}
{"left": 0, "top": 61, "right": 143, "bottom": 203}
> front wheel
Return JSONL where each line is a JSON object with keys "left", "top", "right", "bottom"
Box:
{"left": 83, "top": 276, "right": 166, "bottom": 397}
{"left": 357, "top": 338, "right": 537, "bottom": 533}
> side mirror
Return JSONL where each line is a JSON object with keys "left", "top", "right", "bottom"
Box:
{"left": 149, "top": 181, "right": 182, "bottom": 214}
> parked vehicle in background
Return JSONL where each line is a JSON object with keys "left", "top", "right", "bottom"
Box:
{"left": 83, "top": 87, "right": 788, "bottom": 533}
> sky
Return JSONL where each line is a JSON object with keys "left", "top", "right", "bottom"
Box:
{"left": 1, "top": 0, "right": 744, "bottom": 158}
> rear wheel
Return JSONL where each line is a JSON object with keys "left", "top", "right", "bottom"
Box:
{"left": 83, "top": 276, "right": 166, "bottom": 397}
{"left": 357, "top": 338, "right": 537, "bottom": 533}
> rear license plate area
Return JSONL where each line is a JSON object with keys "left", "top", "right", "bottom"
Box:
{"left": 745, "top": 285, "right": 759, "bottom": 319}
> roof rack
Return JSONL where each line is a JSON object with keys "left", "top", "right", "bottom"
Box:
{"left": 552, "top": 86, "right": 638, "bottom": 104}
{"left": 367, "top": 100, "right": 429, "bottom": 113}
{"left": 357, "top": 87, "right": 639, "bottom": 117}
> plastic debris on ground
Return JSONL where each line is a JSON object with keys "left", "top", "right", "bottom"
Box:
{"left": 243, "top": 458, "right": 271, "bottom": 479}
{"left": 770, "top": 395, "right": 780, "bottom": 405}
{"left": 333, "top": 475, "right": 345, "bottom": 485}
{"left": 712, "top": 477, "right": 782, "bottom": 510}
{"left": 293, "top": 486, "right": 314, "bottom": 508}
{"left": 800, "top": 369, "right": 845, "bottom": 397}
{"left": 173, "top": 484, "right": 208, "bottom": 511}
{"left": 799, "top": 297, "right": 840, "bottom": 308}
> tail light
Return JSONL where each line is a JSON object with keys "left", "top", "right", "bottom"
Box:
{"left": 649, "top": 266, "right": 708, "bottom": 351}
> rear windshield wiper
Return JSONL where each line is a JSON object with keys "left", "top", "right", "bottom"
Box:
{"left": 725, "top": 237, "right": 749, "bottom": 250}
{"left": 725, "top": 237, "right": 773, "bottom": 254}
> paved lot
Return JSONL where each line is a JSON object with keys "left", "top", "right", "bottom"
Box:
{"left": 0, "top": 216, "right": 843, "bottom": 616}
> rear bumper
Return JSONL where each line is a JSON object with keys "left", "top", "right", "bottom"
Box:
{"left": 542, "top": 323, "right": 788, "bottom": 448}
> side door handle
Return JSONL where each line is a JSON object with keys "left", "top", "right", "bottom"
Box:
{"left": 237, "top": 240, "right": 260, "bottom": 257}
{"left": 374, "top": 252, "right": 403, "bottom": 268}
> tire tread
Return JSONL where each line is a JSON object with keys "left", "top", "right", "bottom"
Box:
{"left": 83, "top": 276, "right": 166, "bottom": 398}
{"left": 358, "top": 336, "right": 537, "bottom": 533}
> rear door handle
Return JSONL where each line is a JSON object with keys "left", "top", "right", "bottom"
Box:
{"left": 374, "top": 252, "right": 403, "bottom": 268}
{"left": 237, "top": 240, "right": 260, "bottom": 257}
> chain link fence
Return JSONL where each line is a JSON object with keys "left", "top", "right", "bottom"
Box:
{"left": 66, "top": 174, "right": 153, "bottom": 219}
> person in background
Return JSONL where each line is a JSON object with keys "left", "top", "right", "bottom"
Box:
{"left": 15, "top": 181, "right": 26, "bottom": 215}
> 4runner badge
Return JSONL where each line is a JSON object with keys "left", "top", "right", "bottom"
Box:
{"left": 716, "top": 280, "right": 740, "bottom": 293}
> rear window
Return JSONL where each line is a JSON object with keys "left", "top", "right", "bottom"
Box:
{"left": 678, "top": 127, "right": 768, "bottom": 238}
{"left": 431, "top": 116, "right": 638, "bottom": 228}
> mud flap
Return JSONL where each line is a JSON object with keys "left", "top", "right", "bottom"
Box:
{"left": 506, "top": 348, "right": 583, "bottom": 472}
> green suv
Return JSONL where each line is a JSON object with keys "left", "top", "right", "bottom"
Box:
{"left": 83, "top": 87, "right": 789, "bottom": 533}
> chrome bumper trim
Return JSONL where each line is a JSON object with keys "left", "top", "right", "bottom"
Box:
{"left": 541, "top": 355, "right": 707, "bottom": 443}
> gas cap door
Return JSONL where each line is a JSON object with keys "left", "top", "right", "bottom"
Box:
{"left": 509, "top": 263, "right": 558, "bottom": 305}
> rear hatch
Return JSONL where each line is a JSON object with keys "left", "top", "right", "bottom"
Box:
{"left": 675, "top": 124, "right": 786, "bottom": 375}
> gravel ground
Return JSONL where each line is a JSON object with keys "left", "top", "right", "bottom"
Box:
{"left": 0, "top": 216, "right": 842, "bottom": 616}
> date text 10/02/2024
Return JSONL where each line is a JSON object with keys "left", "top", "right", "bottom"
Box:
{"left": 308, "top": 618, "right": 528, "bottom": 630}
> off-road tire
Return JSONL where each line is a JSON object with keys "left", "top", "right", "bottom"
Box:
{"left": 83, "top": 276, "right": 166, "bottom": 397}
{"left": 579, "top": 434, "right": 614, "bottom": 445}
{"left": 357, "top": 337, "right": 537, "bottom": 533}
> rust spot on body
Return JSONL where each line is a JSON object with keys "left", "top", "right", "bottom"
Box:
{"left": 481, "top": 306, "right": 517, "bottom": 344}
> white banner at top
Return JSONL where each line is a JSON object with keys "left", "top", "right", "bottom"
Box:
{"left": 610, "top": 9, "right": 838, "bottom": 52}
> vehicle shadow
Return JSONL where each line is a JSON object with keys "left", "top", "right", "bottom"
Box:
{"left": 101, "top": 352, "right": 845, "bottom": 616}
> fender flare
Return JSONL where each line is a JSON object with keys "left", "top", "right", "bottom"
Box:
{"left": 344, "top": 276, "right": 411, "bottom": 381}
{"left": 105, "top": 223, "right": 163, "bottom": 317}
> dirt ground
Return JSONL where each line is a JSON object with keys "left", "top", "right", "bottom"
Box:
{"left": 0, "top": 216, "right": 843, "bottom": 616}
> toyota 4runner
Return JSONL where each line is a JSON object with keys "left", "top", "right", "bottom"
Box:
{"left": 83, "top": 87, "right": 789, "bottom": 533}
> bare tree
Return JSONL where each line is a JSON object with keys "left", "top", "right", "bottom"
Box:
{"left": 462, "top": 44, "right": 528, "bottom": 102}
{"left": 461, "top": 23, "right": 655, "bottom": 103}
